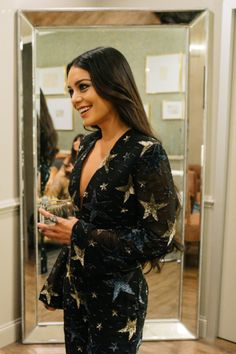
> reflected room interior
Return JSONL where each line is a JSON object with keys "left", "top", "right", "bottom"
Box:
{"left": 18, "top": 8, "right": 209, "bottom": 343}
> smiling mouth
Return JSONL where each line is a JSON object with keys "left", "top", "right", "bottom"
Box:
{"left": 79, "top": 106, "right": 91, "bottom": 115}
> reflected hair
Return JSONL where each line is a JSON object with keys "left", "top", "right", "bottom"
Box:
{"left": 66, "top": 47, "right": 155, "bottom": 138}
{"left": 39, "top": 88, "right": 58, "bottom": 164}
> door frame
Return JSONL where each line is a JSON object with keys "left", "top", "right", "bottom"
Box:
{"left": 207, "top": 0, "right": 236, "bottom": 339}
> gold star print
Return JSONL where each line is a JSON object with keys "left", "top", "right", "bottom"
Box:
{"left": 89, "top": 240, "right": 96, "bottom": 247}
{"left": 96, "top": 323, "right": 103, "bottom": 331}
{"left": 123, "top": 135, "right": 130, "bottom": 143}
{"left": 83, "top": 191, "right": 88, "bottom": 198}
{"left": 118, "top": 318, "right": 137, "bottom": 340}
{"left": 100, "top": 182, "right": 108, "bottom": 191}
{"left": 116, "top": 175, "right": 135, "bottom": 203}
{"left": 139, "top": 194, "right": 167, "bottom": 221}
{"left": 138, "top": 140, "right": 155, "bottom": 156}
{"left": 66, "top": 263, "right": 72, "bottom": 282}
{"left": 101, "top": 153, "right": 117, "bottom": 173}
{"left": 71, "top": 288, "right": 81, "bottom": 309}
{"left": 121, "top": 208, "right": 128, "bottom": 213}
{"left": 71, "top": 245, "right": 85, "bottom": 266}
{"left": 40, "top": 281, "right": 59, "bottom": 304}
{"left": 112, "top": 309, "right": 118, "bottom": 317}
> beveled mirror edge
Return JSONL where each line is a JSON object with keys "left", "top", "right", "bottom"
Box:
{"left": 187, "top": 9, "right": 210, "bottom": 339}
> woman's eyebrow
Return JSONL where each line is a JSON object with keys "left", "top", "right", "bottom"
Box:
{"left": 67, "top": 78, "right": 91, "bottom": 89}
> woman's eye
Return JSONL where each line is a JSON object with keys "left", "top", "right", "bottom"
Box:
{"left": 68, "top": 89, "right": 73, "bottom": 97}
{"left": 79, "top": 83, "right": 89, "bottom": 92}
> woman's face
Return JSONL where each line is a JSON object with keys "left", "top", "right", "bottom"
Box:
{"left": 67, "top": 66, "right": 117, "bottom": 128}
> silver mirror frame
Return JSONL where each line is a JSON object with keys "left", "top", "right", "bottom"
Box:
{"left": 17, "top": 7, "right": 210, "bottom": 343}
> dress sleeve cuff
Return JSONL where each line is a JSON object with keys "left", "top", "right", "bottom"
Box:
{"left": 71, "top": 219, "right": 95, "bottom": 249}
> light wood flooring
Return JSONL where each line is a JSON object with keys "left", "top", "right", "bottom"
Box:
{"left": 1, "top": 338, "right": 236, "bottom": 354}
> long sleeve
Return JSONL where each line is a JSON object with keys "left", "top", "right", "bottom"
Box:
{"left": 71, "top": 142, "right": 180, "bottom": 268}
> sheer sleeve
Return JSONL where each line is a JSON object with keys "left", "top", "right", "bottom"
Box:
{"left": 71, "top": 142, "right": 180, "bottom": 267}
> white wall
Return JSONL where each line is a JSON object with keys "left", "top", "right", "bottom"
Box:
{"left": 0, "top": 0, "right": 225, "bottom": 347}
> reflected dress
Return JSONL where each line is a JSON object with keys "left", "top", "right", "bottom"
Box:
{"left": 39, "top": 128, "right": 179, "bottom": 354}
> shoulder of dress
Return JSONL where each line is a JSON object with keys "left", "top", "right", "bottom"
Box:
{"left": 129, "top": 131, "right": 161, "bottom": 153}
{"left": 78, "top": 130, "right": 100, "bottom": 150}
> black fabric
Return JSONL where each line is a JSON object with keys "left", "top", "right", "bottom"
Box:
{"left": 40, "top": 128, "right": 179, "bottom": 353}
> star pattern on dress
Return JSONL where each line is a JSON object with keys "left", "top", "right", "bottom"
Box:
{"left": 40, "top": 281, "right": 59, "bottom": 304}
{"left": 83, "top": 191, "right": 88, "bottom": 198}
{"left": 116, "top": 175, "right": 135, "bottom": 203}
{"left": 96, "top": 323, "right": 103, "bottom": 331}
{"left": 138, "top": 140, "right": 155, "bottom": 156}
{"left": 66, "top": 263, "right": 72, "bottom": 282}
{"left": 101, "top": 153, "right": 117, "bottom": 173}
{"left": 83, "top": 190, "right": 112, "bottom": 222}
{"left": 88, "top": 240, "right": 96, "bottom": 247}
{"left": 123, "top": 135, "right": 130, "bottom": 143}
{"left": 121, "top": 208, "right": 128, "bottom": 213}
{"left": 112, "top": 309, "right": 118, "bottom": 317}
{"left": 109, "top": 342, "right": 119, "bottom": 352}
{"left": 71, "top": 245, "right": 85, "bottom": 266}
{"left": 138, "top": 180, "right": 146, "bottom": 188}
{"left": 118, "top": 318, "right": 137, "bottom": 340}
{"left": 100, "top": 182, "right": 108, "bottom": 191}
{"left": 123, "top": 152, "right": 131, "bottom": 161}
{"left": 113, "top": 281, "right": 135, "bottom": 301}
{"left": 105, "top": 279, "right": 135, "bottom": 301}
{"left": 71, "top": 288, "right": 81, "bottom": 309}
{"left": 139, "top": 194, "right": 167, "bottom": 221}
{"left": 91, "top": 292, "right": 97, "bottom": 298}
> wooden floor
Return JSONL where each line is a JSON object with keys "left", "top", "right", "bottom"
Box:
{"left": 1, "top": 338, "right": 236, "bottom": 354}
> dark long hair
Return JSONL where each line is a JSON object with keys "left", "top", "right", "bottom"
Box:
{"left": 67, "top": 47, "right": 155, "bottom": 138}
{"left": 39, "top": 88, "right": 58, "bottom": 165}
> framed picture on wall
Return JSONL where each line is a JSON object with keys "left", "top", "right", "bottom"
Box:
{"left": 162, "top": 100, "right": 185, "bottom": 120}
{"left": 37, "top": 66, "right": 66, "bottom": 95}
{"left": 46, "top": 97, "right": 73, "bottom": 130}
{"left": 146, "top": 54, "right": 185, "bottom": 93}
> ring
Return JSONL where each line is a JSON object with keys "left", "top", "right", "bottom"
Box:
{"left": 49, "top": 215, "right": 58, "bottom": 224}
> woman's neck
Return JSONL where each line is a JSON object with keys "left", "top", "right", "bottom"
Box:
{"left": 98, "top": 118, "right": 130, "bottom": 143}
{"left": 95, "top": 119, "right": 130, "bottom": 157}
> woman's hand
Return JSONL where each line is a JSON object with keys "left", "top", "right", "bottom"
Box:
{"left": 37, "top": 208, "right": 78, "bottom": 245}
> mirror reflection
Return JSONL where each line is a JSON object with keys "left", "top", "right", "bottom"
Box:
{"left": 18, "top": 9, "right": 208, "bottom": 343}
{"left": 36, "top": 24, "right": 186, "bottom": 325}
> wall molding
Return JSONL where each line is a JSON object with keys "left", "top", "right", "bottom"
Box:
{"left": 0, "top": 318, "right": 21, "bottom": 348}
{"left": 0, "top": 198, "right": 20, "bottom": 216}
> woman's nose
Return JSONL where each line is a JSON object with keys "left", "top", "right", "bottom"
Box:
{"left": 72, "top": 92, "right": 83, "bottom": 105}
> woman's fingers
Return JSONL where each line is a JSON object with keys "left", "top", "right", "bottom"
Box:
{"left": 37, "top": 212, "right": 78, "bottom": 245}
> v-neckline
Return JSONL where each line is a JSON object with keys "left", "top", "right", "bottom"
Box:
{"left": 78, "top": 128, "right": 133, "bottom": 207}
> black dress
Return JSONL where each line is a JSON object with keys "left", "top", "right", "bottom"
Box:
{"left": 40, "top": 128, "right": 179, "bottom": 354}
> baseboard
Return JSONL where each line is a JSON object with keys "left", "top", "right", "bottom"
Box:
{"left": 199, "top": 315, "right": 207, "bottom": 338}
{"left": 0, "top": 318, "right": 21, "bottom": 348}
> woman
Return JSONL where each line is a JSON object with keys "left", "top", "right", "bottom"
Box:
{"left": 38, "top": 47, "right": 180, "bottom": 354}
{"left": 44, "top": 134, "right": 84, "bottom": 199}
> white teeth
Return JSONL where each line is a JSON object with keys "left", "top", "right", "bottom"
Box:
{"left": 79, "top": 106, "right": 90, "bottom": 114}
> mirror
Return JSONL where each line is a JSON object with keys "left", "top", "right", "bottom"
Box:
{"left": 18, "top": 8, "right": 209, "bottom": 343}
